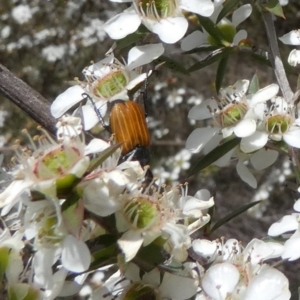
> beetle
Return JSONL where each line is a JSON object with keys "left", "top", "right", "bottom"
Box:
{"left": 110, "top": 100, "right": 151, "bottom": 167}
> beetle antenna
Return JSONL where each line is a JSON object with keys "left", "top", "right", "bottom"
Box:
{"left": 81, "top": 93, "right": 107, "bottom": 128}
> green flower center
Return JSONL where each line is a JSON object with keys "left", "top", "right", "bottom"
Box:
{"left": 217, "top": 102, "right": 248, "bottom": 128}
{"left": 134, "top": 0, "right": 177, "bottom": 19}
{"left": 38, "top": 216, "right": 62, "bottom": 245}
{"left": 123, "top": 283, "right": 158, "bottom": 300}
{"left": 124, "top": 197, "right": 159, "bottom": 230}
{"left": 208, "top": 23, "right": 236, "bottom": 46}
{"left": 34, "top": 145, "right": 81, "bottom": 180}
{"left": 93, "top": 70, "right": 128, "bottom": 99}
{"left": 266, "top": 115, "right": 291, "bottom": 134}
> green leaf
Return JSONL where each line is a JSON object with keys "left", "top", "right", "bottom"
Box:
{"left": 197, "top": 15, "right": 224, "bottom": 45}
{"left": 183, "top": 45, "right": 220, "bottom": 55}
{"left": 115, "top": 26, "right": 149, "bottom": 50}
{"left": 215, "top": 55, "right": 229, "bottom": 93}
{"left": 248, "top": 73, "right": 260, "bottom": 94}
{"left": 62, "top": 193, "right": 84, "bottom": 237}
{"left": 209, "top": 200, "right": 261, "bottom": 233}
{"left": 0, "top": 247, "right": 10, "bottom": 282}
{"left": 134, "top": 238, "right": 167, "bottom": 272}
{"left": 261, "top": 0, "right": 285, "bottom": 18}
{"left": 297, "top": 75, "right": 300, "bottom": 91}
{"left": 216, "top": 0, "right": 241, "bottom": 24}
{"left": 89, "top": 234, "right": 118, "bottom": 270}
{"left": 188, "top": 47, "right": 234, "bottom": 72}
{"left": 187, "top": 137, "right": 241, "bottom": 178}
{"left": 154, "top": 55, "right": 189, "bottom": 75}
{"left": 86, "top": 143, "right": 122, "bottom": 174}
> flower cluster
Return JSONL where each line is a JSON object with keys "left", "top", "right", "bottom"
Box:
{"left": 0, "top": 117, "right": 214, "bottom": 298}
{"left": 51, "top": 43, "right": 164, "bottom": 130}
{"left": 185, "top": 78, "right": 300, "bottom": 187}
{"left": 193, "top": 238, "right": 290, "bottom": 299}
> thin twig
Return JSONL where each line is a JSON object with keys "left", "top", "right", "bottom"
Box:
{"left": 261, "top": 10, "right": 294, "bottom": 102}
{"left": 0, "top": 63, "right": 57, "bottom": 135}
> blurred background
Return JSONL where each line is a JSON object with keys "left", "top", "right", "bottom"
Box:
{"left": 0, "top": 0, "right": 300, "bottom": 298}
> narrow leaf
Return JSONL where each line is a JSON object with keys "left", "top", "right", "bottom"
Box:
{"left": 154, "top": 55, "right": 189, "bottom": 75}
{"left": 248, "top": 73, "right": 260, "bottom": 94}
{"left": 187, "top": 137, "right": 241, "bottom": 178}
{"left": 197, "top": 15, "right": 224, "bottom": 45}
{"left": 261, "top": 0, "right": 285, "bottom": 18}
{"left": 215, "top": 55, "right": 229, "bottom": 93}
{"left": 183, "top": 45, "right": 220, "bottom": 55}
{"left": 115, "top": 26, "right": 149, "bottom": 50}
{"left": 297, "top": 75, "right": 300, "bottom": 91}
{"left": 188, "top": 47, "right": 234, "bottom": 72}
{"left": 216, "top": 0, "right": 241, "bottom": 24}
{"left": 86, "top": 143, "right": 122, "bottom": 174}
{"left": 210, "top": 200, "right": 261, "bottom": 233}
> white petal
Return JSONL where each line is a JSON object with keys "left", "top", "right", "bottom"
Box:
{"left": 202, "top": 263, "right": 240, "bottom": 299}
{"left": 186, "top": 127, "right": 219, "bottom": 153}
{"left": 127, "top": 43, "right": 164, "bottom": 70}
{"left": 279, "top": 29, "right": 300, "bottom": 45}
{"left": 81, "top": 102, "right": 107, "bottom": 130}
{"left": 126, "top": 73, "right": 147, "bottom": 91}
{"left": 244, "top": 267, "right": 290, "bottom": 300}
{"left": 234, "top": 118, "right": 256, "bottom": 137}
{"left": 233, "top": 29, "right": 247, "bottom": 45}
{"left": 159, "top": 271, "right": 198, "bottom": 299}
{"left": 244, "top": 239, "right": 284, "bottom": 265}
{"left": 142, "top": 268, "right": 160, "bottom": 287}
{"left": 188, "top": 100, "right": 215, "bottom": 120}
{"left": 236, "top": 160, "right": 257, "bottom": 188}
{"left": 51, "top": 86, "right": 85, "bottom": 118}
{"left": 180, "top": 0, "right": 214, "bottom": 17}
{"left": 150, "top": 17, "right": 188, "bottom": 44}
{"left": 181, "top": 30, "right": 207, "bottom": 51}
{"left": 288, "top": 49, "right": 300, "bottom": 67}
{"left": 282, "top": 234, "right": 300, "bottom": 261}
{"left": 240, "top": 131, "right": 268, "bottom": 153}
{"left": 194, "top": 189, "right": 211, "bottom": 201}
{"left": 294, "top": 199, "right": 300, "bottom": 212}
{"left": 251, "top": 84, "right": 279, "bottom": 105}
{"left": 118, "top": 231, "right": 143, "bottom": 262}
{"left": 61, "top": 235, "right": 91, "bottom": 272}
{"left": 0, "top": 180, "right": 31, "bottom": 209}
{"left": 85, "top": 138, "right": 110, "bottom": 155}
{"left": 250, "top": 148, "right": 278, "bottom": 170}
{"left": 104, "top": 7, "right": 141, "bottom": 40}
{"left": 283, "top": 128, "right": 300, "bottom": 147}
{"left": 268, "top": 215, "right": 298, "bottom": 236}
{"left": 86, "top": 55, "right": 114, "bottom": 77}
{"left": 192, "top": 239, "right": 218, "bottom": 258}
{"left": 232, "top": 4, "right": 252, "bottom": 27}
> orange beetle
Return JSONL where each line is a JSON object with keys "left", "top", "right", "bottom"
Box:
{"left": 110, "top": 100, "right": 151, "bottom": 167}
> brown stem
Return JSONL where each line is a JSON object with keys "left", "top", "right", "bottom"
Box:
{"left": 0, "top": 63, "right": 57, "bottom": 135}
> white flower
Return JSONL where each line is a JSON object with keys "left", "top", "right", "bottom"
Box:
{"left": 181, "top": 2, "right": 252, "bottom": 51}
{"left": 104, "top": 0, "right": 214, "bottom": 44}
{"left": 279, "top": 29, "right": 300, "bottom": 67}
{"left": 287, "top": 49, "right": 300, "bottom": 67}
{"left": 115, "top": 184, "right": 213, "bottom": 262}
{"left": 11, "top": 5, "right": 33, "bottom": 25}
{"left": 51, "top": 44, "right": 164, "bottom": 130}
{"left": 92, "top": 263, "right": 198, "bottom": 300}
{"left": 0, "top": 123, "right": 107, "bottom": 210}
{"left": 193, "top": 238, "right": 289, "bottom": 300}
{"left": 268, "top": 199, "right": 300, "bottom": 261}
{"left": 186, "top": 80, "right": 279, "bottom": 153}
{"left": 82, "top": 140, "right": 145, "bottom": 217}
{"left": 279, "top": 29, "right": 300, "bottom": 46}
{"left": 241, "top": 96, "right": 300, "bottom": 153}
